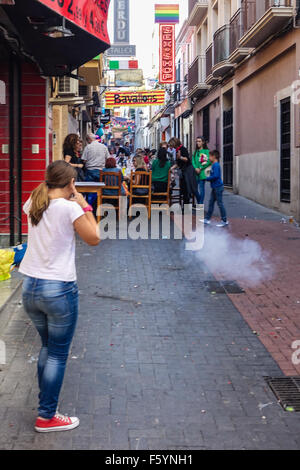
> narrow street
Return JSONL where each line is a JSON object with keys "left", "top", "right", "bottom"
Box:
{"left": 1, "top": 191, "right": 300, "bottom": 450}
{"left": 1, "top": 0, "right": 300, "bottom": 455}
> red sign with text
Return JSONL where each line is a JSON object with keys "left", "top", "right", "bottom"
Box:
{"left": 37, "top": 0, "right": 111, "bottom": 43}
{"left": 159, "top": 24, "right": 175, "bottom": 84}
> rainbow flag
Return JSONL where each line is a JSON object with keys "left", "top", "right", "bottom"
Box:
{"left": 155, "top": 4, "right": 179, "bottom": 24}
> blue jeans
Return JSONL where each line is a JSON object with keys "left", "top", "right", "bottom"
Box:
{"left": 206, "top": 185, "right": 227, "bottom": 222}
{"left": 85, "top": 169, "right": 100, "bottom": 205}
{"left": 22, "top": 276, "right": 78, "bottom": 419}
{"left": 85, "top": 169, "right": 100, "bottom": 182}
{"left": 198, "top": 179, "right": 206, "bottom": 205}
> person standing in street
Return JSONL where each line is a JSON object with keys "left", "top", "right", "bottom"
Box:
{"left": 169, "top": 137, "right": 201, "bottom": 207}
{"left": 202, "top": 150, "right": 229, "bottom": 227}
{"left": 19, "top": 160, "right": 100, "bottom": 432}
{"left": 81, "top": 135, "right": 110, "bottom": 182}
{"left": 192, "top": 136, "right": 211, "bottom": 204}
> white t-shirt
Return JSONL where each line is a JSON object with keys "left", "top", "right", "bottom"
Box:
{"left": 19, "top": 198, "right": 84, "bottom": 282}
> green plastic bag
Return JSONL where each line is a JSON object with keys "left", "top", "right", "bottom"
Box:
{"left": 0, "top": 250, "right": 15, "bottom": 281}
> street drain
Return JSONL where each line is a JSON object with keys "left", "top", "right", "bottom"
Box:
{"left": 204, "top": 280, "right": 245, "bottom": 294}
{"left": 265, "top": 377, "right": 300, "bottom": 412}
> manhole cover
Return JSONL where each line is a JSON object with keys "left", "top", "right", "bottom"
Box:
{"left": 265, "top": 377, "right": 300, "bottom": 412}
{"left": 204, "top": 280, "right": 244, "bottom": 295}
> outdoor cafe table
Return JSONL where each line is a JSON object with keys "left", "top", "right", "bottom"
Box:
{"left": 75, "top": 182, "right": 105, "bottom": 223}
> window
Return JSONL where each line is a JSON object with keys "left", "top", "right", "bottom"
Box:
{"left": 280, "top": 97, "right": 291, "bottom": 203}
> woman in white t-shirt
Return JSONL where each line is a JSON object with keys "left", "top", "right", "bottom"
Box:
{"left": 20, "top": 160, "right": 100, "bottom": 433}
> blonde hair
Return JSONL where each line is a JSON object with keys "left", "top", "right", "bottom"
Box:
{"left": 29, "top": 160, "right": 77, "bottom": 226}
{"left": 168, "top": 137, "right": 181, "bottom": 149}
{"left": 134, "top": 155, "right": 147, "bottom": 170}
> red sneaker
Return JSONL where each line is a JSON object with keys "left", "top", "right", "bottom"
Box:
{"left": 35, "top": 413, "right": 80, "bottom": 433}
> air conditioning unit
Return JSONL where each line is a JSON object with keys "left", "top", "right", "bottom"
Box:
{"left": 58, "top": 76, "right": 78, "bottom": 96}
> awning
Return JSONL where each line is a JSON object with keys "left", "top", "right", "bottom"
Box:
{"left": 1, "top": 0, "right": 111, "bottom": 76}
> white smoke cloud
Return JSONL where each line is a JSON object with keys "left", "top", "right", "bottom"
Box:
{"left": 194, "top": 228, "right": 274, "bottom": 287}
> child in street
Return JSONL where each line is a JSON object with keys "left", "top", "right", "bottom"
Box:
{"left": 201, "top": 150, "right": 229, "bottom": 227}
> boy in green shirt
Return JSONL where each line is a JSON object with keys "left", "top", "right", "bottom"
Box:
{"left": 192, "top": 137, "right": 211, "bottom": 204}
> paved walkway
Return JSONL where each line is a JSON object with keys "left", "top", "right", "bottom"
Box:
{"left": 204, "top": 190, "right": 300, "bottom": 376}
{"left": 1, "top": 193, "right": 300, "bottom": 450}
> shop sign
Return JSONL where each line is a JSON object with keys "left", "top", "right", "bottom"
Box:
{"left": 159, "top": 24, "right": 175, "bottom": 84}
{"left": 37, "top": 0, "right": 111, "bottom": 43}
{"left": 105, "top": 90, "right": 165, "bottom": 108}
{"left": 114, "top": 0, "right": 129, "bottom": 44}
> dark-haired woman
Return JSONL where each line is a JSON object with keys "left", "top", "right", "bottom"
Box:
{"left": 151, "top": 148, "right": 171, "bottom": 193}
{"left": 169, "top": 137, "right": 201, "bottom": 206}
{"left": 19, "top": 160, "right": 100, "bottom": 433}
{"left": 192, "top": 136, "right": 211, "bottom": 204}
{"left": 63, "top": 134, "right": 85, "bottom": 181}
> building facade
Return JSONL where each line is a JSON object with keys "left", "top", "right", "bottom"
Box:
{"left": 0, "top": 0, "right": 110, "bottom": 246}
{"left": 187, "top": 0, "right": 300, "bottom": 219}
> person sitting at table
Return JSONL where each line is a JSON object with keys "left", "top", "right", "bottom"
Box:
{"left": 151, "top": 147, "right": 171, "bottom": 194}
{"left": 63, "top": 134, "right": 85, "bottom": 181}
{"left": 131, "top": 155, "right": 149, "bottom": 196}
{"left": 133, "top": 155, "right": 147, "bottom": 172}
{"left": 81, "top": 135, "right": 110, "bottom": 182}
{"left": 101, "top": 157, "right": 127, "bottom": 196}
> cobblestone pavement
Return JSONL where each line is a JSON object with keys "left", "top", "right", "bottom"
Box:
{"left": 1, "top": 196, "right": 300, "bottom": 449}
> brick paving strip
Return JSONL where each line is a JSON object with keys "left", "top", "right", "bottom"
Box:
{"left": 0, "top": 192, "right": 300, "bottom": 449}
{"left": 194, "top": 190, "right": 300, "bottom": 376}
{"left": 224, "top": 218, "right": 300, "bottom": 377}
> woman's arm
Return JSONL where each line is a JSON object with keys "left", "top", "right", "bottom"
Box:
{"left": 64, "top": 155, "right": 83, "bottom": 169}
{"left": 70, "top": 188, "right": 100, "bottom": 246}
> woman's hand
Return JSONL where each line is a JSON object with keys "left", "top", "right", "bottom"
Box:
{"left": 70, "top": 185, "right": 88, "bottom": 209}
{"left": 195, "top": 168, "right": 201, "bottom": 175}
{"left": 77, "top": 164, "right": 84, "bottom": 169}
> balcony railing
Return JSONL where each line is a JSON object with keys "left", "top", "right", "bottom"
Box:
{"left": 230, "top": 8, "right": 245, "bottom": 54}
{"left": 188, "top": 55, "right": 206, "bottom": 91}
{"left": 241, "top": 0, "right": 292, "bottom": 32}
{"left": 206, "top": 44, "right": 213, "bottom": 77}
{"left": 214, "top": 25, "right": 231, "bottom": 65}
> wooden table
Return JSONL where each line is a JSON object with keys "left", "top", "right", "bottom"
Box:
{"left": 75, "top": 182, "right": 105, "bottom": 223}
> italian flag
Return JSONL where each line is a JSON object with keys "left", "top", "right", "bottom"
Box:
{"left": 109, "top": 60, "right": 138, "bottom": 70}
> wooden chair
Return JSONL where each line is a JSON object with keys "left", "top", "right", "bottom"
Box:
{"left": 151, "top": 170, "right": 171, "bottom": 208}
{"left": 170, "top": 170, "right": 182, "bottom": 207}
{"left": 129, "top": 171, "right": 152, "bottom": 219}
{"left": 99, "top": 170, "right": 122, "bottom": 220}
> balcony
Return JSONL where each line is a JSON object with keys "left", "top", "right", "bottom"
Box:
{"left": 205, "top": 44, "right": 219, "bottom": 85}
{"left": 229, "top": 8, "right": 253, "bottom": 64}
{"left": 188, "top": 55, "right": 210, "bottom": 99}
{"left": 212, "top": 25, "right": 234, "bottom": 77}
{"left": 188, "top": 0, "right": 209, "bottom": 26}
{"left": 239, "top": 0, "right": 294, "bottom": 48}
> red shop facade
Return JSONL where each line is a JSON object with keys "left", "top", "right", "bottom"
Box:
{"left": 0, "top": 0, "right": 110, "bottom": 246}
